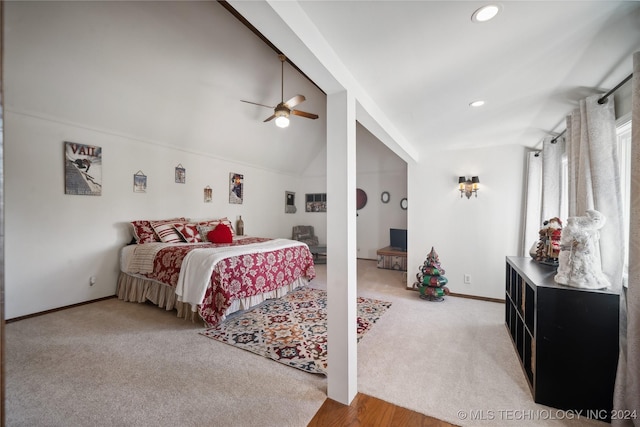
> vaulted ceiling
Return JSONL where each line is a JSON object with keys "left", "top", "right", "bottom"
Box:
{"left": 229, "top": 0, "right": 640, "bottom": 159}
{"left": 7, "top": 1, "right": 640, "bottom": 175}
{"left": 5, "top": 1, "right": 328, "bottom": 176}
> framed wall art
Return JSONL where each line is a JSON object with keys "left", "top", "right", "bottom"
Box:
{"left": 64, "top": 141, "right": 102, "bottom": 196}
{"left": 133, "top": 170, "right": 147, "bottom": 193}
{"left": 305, "top": 193, "right": 326, "bottom": 212}
{"left": 175, "top": 164, "right": 186, "bottom": 184}
{"left": 285, "top": 191, "right": 296, "bottom": 213}
{"left": 229, "top": 172, "right": 243, "bottom": 204}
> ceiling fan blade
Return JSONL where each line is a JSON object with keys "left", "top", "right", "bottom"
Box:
{"left": 284, "top": 95, "right": 305, "bottom": 109}
{"left": 241, "top": 100, "right": 274, "bottom": 109}
{"left": 263, "top": 114, "right": 276, "bottom": 122}
{"left": 291, "top": 109, "right": 319, "bottom": 120}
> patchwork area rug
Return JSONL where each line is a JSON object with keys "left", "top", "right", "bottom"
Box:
{"left": 200, "top": 286, "right": 392, "bottom": 375}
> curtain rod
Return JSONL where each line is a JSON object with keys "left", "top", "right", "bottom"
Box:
{"left": 550, "top": 72, "right": 633, "bottom": 144}
{"left": 550, "top": 129, "right": 566, "bottom": 144}
{"left": 598, "top": 73, "right": 633, "bottom": 104}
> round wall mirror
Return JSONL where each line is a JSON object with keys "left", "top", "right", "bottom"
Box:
{"left": 356, "top": 188, "right": 368, "bottom": 210}
{"left": 400, "top": 198, "right": 408, "bottom": 210}
{"left": 381, "top": 191, "right": 390, "bottom": 203}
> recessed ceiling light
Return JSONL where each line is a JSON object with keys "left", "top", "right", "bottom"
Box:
{"left": 469, "top": 100, "right": 485, "bottom": 107}
{"left": 471, "top": 4, "right": 501, "bottom": 23}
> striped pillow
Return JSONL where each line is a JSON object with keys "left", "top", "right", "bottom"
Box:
{"left": 150, "top": 220, "right": 184, "bottom": 243}
{"left": 131, "top": 217, "right": 186, "bottom": 243}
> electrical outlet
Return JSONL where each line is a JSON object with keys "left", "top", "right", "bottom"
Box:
{"left": 90, "top": 276, "right": 96, "bottom": 286}
{"left": 464, "top": 274, "right": 471, "bottom": 284}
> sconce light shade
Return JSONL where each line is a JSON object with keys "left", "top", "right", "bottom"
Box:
{"left": 459, "top": 176, "right": 480, "bottom": 199}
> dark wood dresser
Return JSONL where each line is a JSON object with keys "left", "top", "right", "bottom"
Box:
{"left": 505, "top": 256, "right": 619, "bottom": 421}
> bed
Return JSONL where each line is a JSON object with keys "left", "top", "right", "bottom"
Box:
{"left": 117, "top": 217, "right": 316, "bottom": 327}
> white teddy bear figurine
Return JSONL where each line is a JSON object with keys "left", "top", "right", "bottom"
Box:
{"left": 554, "top": 209, "right": 610, "bottom": 289}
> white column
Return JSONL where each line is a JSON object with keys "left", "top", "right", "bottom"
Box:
{"left": 326, "top": 90, "right": 357, "bottom": 405}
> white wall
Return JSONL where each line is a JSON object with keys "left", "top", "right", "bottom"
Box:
{"left": 408, "top": 144, "right": 527, "bottom": 300}
{"left": 296, "top": 147, "right": 328, "bottom": 243}
{"left": 4, "top": 112, "right": 306, "bottom": 319}
{"left": 297, "top": 121, "right": 408, "bottom": 259}
{"left": 355, "top": 123, "right": 407, "bottom": 259}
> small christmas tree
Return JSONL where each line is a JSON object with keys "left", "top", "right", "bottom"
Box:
{"left": 414, "top": 247, "right": 450, "bottom": 302}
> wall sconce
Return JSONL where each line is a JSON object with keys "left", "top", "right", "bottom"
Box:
{"left": 458, "top": 176, "right": 479, "bottom": 199}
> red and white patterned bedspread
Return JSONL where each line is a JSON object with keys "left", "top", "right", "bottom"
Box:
{"left": 121, "top": 237, "right": 316, "bottom": 326}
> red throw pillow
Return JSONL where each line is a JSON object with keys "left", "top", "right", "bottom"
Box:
{"left": 208, "top": 223, "right": 232, "bottom": 244}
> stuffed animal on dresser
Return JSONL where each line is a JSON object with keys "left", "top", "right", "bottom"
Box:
{"left": 554, "top": 209, "right": 610, "bottom": 289}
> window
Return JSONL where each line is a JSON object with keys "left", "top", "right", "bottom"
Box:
{"left": 558, "top": 117, "right": 631, "bottom": 286}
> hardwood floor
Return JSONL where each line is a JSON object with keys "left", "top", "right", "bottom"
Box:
{"left": 308, "top": 393, "right": 458, "bottom": 427}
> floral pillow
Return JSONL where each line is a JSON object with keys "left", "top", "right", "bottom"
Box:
{"left": 130, "top": 220, "right": 157, "bottom": 244}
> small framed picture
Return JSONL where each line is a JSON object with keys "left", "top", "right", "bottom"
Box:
{"left": 175, "top": 164, "right": 186, "bottom": 184}
{"left": 305, "top": 193, "right": 327, "bottom": 212}
{"left": 229, "top": 172, "right": 243, "bottom": 204}
{"left": 285, "top": 191, "right": 297, "bottom": 213}
{"left": 133, "top": 171, "right": 147, "bottom": 193}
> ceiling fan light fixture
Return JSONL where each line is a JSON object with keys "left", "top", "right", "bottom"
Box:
{"left": 275, "top": 114, "right": 290, "bottom": 128}
{"left": 241, "top": 53, "right": 318, "bottom": 127}
{"left": 471, "top": 4, "right": 501, "bottom": 22}
{"left": 274, "top": 105, "right": 290, "bottom": 128}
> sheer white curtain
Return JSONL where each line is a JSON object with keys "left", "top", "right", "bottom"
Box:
{"left": 565, "top": 94, "right": 625, "bottom": 292}
{"left": 521, "top": 151, "right": 542, "bottom": 256}
{"left": 521, "top": 137, "right": 566, "bottom": 256}
{"left": 541, "top": 135, "right": 566, "bottom": 221}
{"left": 613, "top": 51, "right": 640, "bottom": 426}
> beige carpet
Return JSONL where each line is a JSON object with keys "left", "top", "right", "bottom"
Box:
{"left": 5, "top": 295, "right": 327, "bottom": 427}
{"left": 5, "top": 260, "right": 609, "bottom": 426}
{"left": 349, "top": 262, "right": 605, "bottom": 427}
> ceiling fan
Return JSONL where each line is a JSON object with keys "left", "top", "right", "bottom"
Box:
{"left": 241, "top": 54, "right": 319, "bottom": 128}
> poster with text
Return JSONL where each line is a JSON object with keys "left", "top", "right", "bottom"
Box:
{"left": 64, "top": 141, "right": 102, "bottom": 196}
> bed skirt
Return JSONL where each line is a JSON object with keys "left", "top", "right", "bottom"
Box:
{"left": 116, "top": 272, "right": 308, "bottom": 324}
